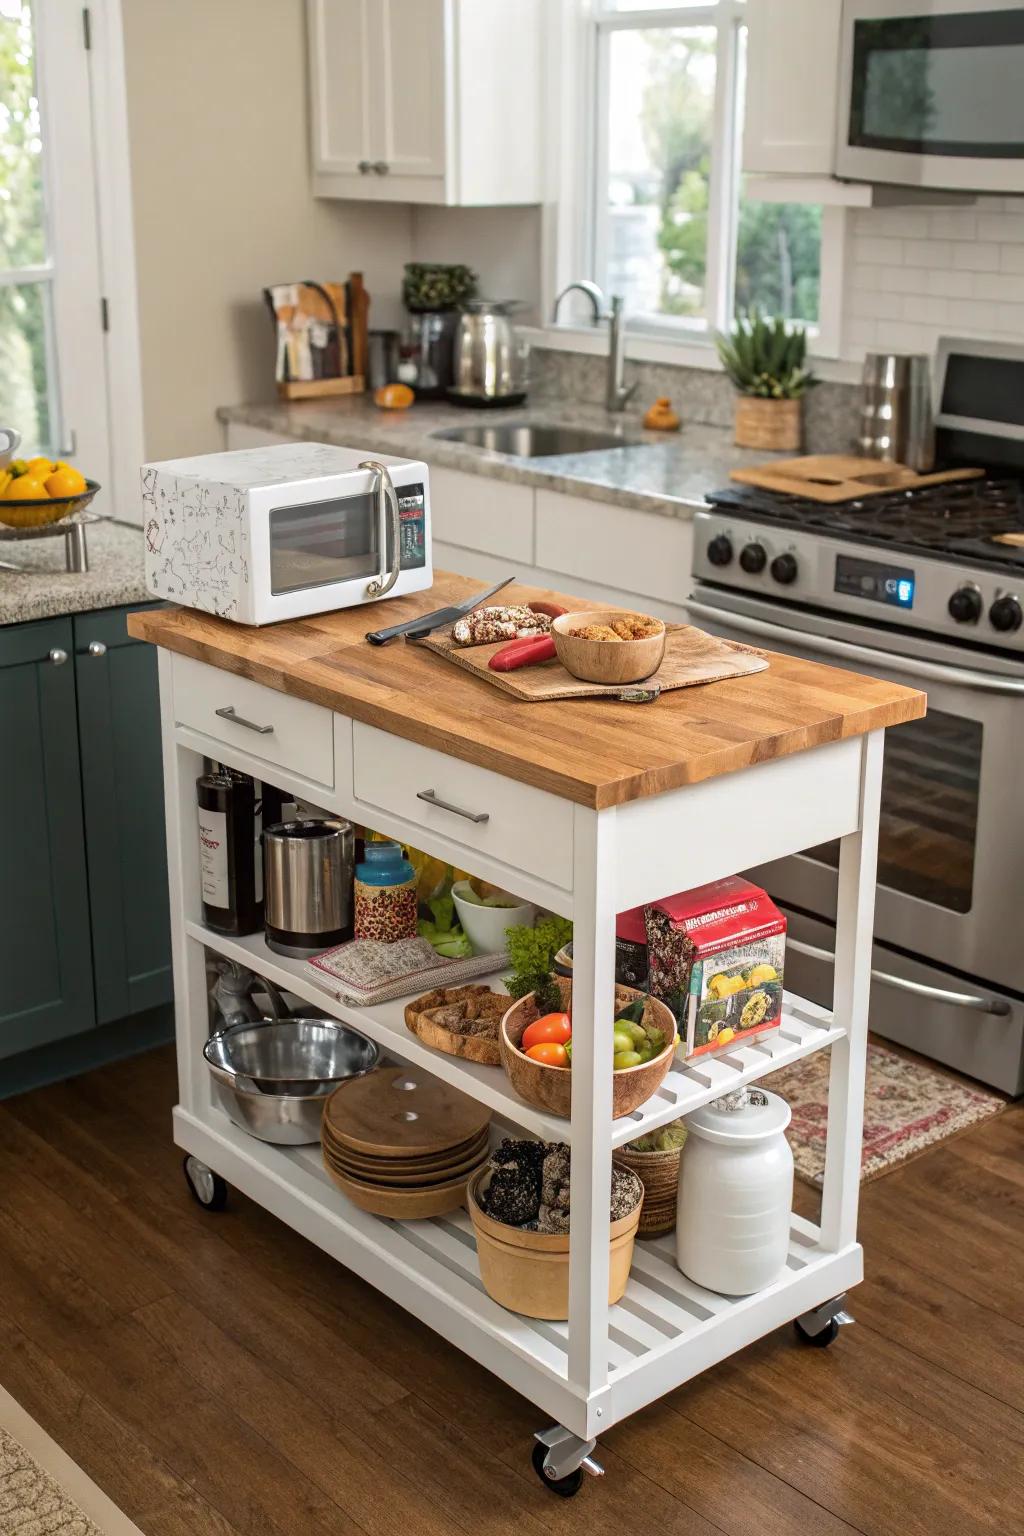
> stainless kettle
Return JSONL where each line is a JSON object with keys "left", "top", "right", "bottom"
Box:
{"left": 451, "top": 300, "right": 529, "bottom": 404}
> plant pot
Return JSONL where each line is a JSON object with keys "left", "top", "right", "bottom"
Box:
{"left": 467, "top": 1164, "right": 643, "bottom": 1319}
{"left": 734, "top": 396, "right": 802, "bottom": 452}
{"left": 616, "top": 1141, "right": 684, "bottom": 1236}
{"left": 499, "top": 975, "right": 677, "bottom": 1120}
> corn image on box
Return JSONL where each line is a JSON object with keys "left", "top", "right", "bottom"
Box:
{"left": 643, "top": 877, "right": 786, "bottom": 1058}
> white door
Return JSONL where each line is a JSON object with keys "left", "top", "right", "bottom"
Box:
{"left": 742, "top": 0, "right": 843, "bottom": 177}
{"left": 308, "top": 0, "right": 374, "bottom": 176}
{"left": 374, "top": 0, "right": 447, "bottom": 182}
{"left": 1, "top": 0, "right": 110, "bottom": 497}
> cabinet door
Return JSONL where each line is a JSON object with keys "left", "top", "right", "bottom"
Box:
{"left": 374, "top": 0, "right": 447, "bottom": 181}
{"left": 743, "top": 0, "right": 842, "bottom": 176}
{"left": 74, "top": 606, "right": 172, "bottom": 1025}
{"left": 308, "top": 0, "right": 374, "bottom": 175}
{"left": 0, "top": 619, "right": 95, "bottom": 1059}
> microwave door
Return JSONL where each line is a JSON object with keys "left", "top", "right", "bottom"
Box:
{"left": 268, "top": 492, "right": 385, "bottom": 595}
{"left": 836, "top": 0, "right": 1024, "bottom": 194}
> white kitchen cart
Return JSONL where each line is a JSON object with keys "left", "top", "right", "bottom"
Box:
{"left": 138, "top": 584, "right": 921, "bottom": 1496}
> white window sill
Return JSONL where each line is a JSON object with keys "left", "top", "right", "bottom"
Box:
{"left": 523, "top": 324, "right": 862, "bottom": 384}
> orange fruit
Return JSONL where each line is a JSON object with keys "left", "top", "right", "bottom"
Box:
{"left": 2, "top": 473, "right": 48, "bottom": 500}
{"left": 45, "top": 465, "right": 88, "bottom": 497}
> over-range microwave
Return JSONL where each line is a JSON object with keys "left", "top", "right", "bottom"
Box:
{"left": 836, "top": 0, "right": 1024, "bottom": 194}
{"left": 142, "top": 441, "right": 432, "bottom": 625}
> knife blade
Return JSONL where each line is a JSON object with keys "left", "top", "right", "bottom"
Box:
{"left": 364, "top": 576, "right": 515, "bottom": 645}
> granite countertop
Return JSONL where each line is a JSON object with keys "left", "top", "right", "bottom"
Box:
{"left": 217, "top": 396, "right": 774, "bottom": 520}
{"left": 0, "top": 518, "right": 148, "bottom": 626}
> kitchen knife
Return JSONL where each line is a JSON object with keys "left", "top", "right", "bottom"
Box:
{"left": 365, "top": 576, "right": 515, "bottom": 645}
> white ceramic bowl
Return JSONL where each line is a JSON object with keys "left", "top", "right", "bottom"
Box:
{"left": 452, "top": 881, "right": 536, "bottom": 955}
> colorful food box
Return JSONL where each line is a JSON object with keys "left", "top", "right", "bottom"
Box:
{"left": 643, "top": 877, "right": 786, "bottom": 1058}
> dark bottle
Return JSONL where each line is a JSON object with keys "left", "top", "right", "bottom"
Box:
{"left": 196, "top": 764, "right": 262, "bottom": 935}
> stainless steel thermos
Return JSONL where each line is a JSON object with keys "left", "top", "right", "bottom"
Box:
{"left": 857, "top": 351, "right": 935, "bottom": 471}
{"left": 263, "top": 819, "right": 355, "bottom": 957}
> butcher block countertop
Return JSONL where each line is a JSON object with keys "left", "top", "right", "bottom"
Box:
{"left": 128, "top": 573, "right": 926, "bottom": 809}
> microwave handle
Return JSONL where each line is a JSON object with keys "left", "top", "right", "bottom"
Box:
{"left": 683, "top": 597, "right": 1024, "bottom": 696}
{"left": 360, "top": 460, "right": 401, "bottom": 599}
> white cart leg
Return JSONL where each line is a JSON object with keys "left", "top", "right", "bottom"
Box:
{"left": 566, "top": 805, "right": 617, "bottom": 1422}
{"left": 820, "top": 729, "right": 884, "bottom": 1254}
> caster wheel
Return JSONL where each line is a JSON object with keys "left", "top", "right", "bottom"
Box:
{"left": 183, "top": 1155, "right": 228, "bottom": 1211}
{"left": 531, "top": 1441, "right": 583, "bottom": 1498}
{"left": 795, "top": 1315, "right": 840, "bottom": 1348}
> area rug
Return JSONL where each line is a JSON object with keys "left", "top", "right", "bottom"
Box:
{"left": 0, "top": 1385, "right": 144, "bottom": 1535}
{"left": 770, "top": 1040, "right": 1006, "bottom": 1186}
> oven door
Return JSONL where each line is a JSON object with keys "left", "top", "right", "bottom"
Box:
{"left": 686, "top": 586, "right": 1024, "bottom": 996}
{"left": 836, "top": 0, "right": 1024, "bottom": 195}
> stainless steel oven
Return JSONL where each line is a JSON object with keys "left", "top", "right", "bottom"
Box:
{"left": 685, "top": 578, "right": 1024, "bottom": 1093}
{"left": 836, "top": 0, "right": 1024, "bottom": 195}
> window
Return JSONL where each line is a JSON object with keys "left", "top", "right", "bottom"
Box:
{"left": 587, "top": 0, "right": 821, "bottom": 338}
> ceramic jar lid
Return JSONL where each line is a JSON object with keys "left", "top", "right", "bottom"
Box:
{"left": 684, "top": 1086, "right": 792, "bottom": 1146}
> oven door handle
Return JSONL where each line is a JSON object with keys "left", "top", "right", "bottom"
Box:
{"left": 683, "top": 597, "right": 1024, "bottom": 696}
{"left": 786, "top": 937, "right": 1012, "bottom": 1017}
{"left": 361, "top": 460, "right": 401, "bottom": 599}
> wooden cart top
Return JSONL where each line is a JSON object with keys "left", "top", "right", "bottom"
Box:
{"left": 129, "top": 573, "right": 926, "bottom": 808}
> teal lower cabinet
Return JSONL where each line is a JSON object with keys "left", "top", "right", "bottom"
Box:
{"left": 0, "top": 604, "right": 173, "bottom": 1087}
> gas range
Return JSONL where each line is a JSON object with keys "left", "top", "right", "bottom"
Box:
{"left": 695, "top": 474, "right": 1024, "bottom": 653}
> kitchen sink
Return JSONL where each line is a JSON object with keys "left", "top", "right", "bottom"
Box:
{"left": 432, "top": 423, "right": 645, "bottom": 458}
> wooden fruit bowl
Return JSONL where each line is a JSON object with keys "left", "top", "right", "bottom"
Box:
{"left": 551, "top": 610, "right": 666, "bottom": 685}
{"left": 499, "top": 974, "right": 676, "bottom": 1120}
{"left": 0, "top": 479, "right": 100, "bottom": 530}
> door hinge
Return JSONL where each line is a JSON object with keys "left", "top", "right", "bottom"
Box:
{"left": 100, "top": 296, "right": 109, "bottom": 332}
{"left": 82, "top": 7, "right": 91, "bottom": 49}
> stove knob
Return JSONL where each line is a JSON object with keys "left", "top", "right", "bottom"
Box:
{"left": 989, "top": 594, "right": 1022, "bottom": 633}
{"left": 948, "top": 586, "right": 982, "bottom": 624}
{"left": 707, "top": 534, "right": 733, "bottom": 567}
{"left": 739, "top": 542, "right": 767, "bottom": 574}
{"left": 771, "top": 552, "right": 798, "bottom": 585}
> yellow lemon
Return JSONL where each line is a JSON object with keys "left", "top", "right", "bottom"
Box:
{"left": 2, "top": 473, "right": 48, "bottom": 500}
{"left": 45, "top": 465, "right": 88, "bottom": 497}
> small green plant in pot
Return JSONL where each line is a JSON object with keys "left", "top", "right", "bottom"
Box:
{"left": 402, "top": 262, "right": 478, "bottom": 314}
{"left": 714, "top": 310, "right": 817, "bottom": 452}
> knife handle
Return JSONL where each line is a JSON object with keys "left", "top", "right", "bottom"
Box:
{"left": 365, "top": 628, "right": 396, "bottom": 645}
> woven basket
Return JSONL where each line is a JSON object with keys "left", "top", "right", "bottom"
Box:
{"left": 734, "top": 396, "right": 802, "bottom": 453}
{"left": 616, "top": 1140, "right": 684, "bottom": 1236}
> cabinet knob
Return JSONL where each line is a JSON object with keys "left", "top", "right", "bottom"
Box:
{"left": 358, "top": 159, "right": 371, "bottom": 174}
{"left": 373, "top": 160, "right": 389, "bottom": 175}
{"left": 48, "top": 647, "right": 68, "bottom": 666}
{"left": 87, "top": 640, "right": 107, "bottom": 657}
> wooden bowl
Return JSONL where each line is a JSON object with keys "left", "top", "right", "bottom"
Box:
{"left": 499, "top": 974, "right": 676, "bottom": 1120}
{"left": 466, "top": 1164, "right": 643, "bottom": 1319}
{"left": 322, "top": 1152, "right": 472, "bottom": 1218}
{"left": 551, "top": 610, "right": 666, "bottom": 685}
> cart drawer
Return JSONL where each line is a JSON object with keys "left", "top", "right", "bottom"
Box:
{"left": 172, "top": 654, "right": 334, "bottom": 788}
{"left": 351, "top": 721, "right": 573, "bottom": 888}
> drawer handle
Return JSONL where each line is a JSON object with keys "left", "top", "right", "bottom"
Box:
{"left": 416, "top": 788, "right": 489, "bottom": 825}
{"left": 215, "top": 705, "right": 274, "bottom": 736}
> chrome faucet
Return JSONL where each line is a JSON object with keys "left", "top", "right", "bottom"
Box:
{"left": 552, "top": 281, "right": 637, "bottom": 414}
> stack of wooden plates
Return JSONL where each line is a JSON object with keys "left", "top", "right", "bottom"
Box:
{"left": 321, "top": 1065, "right": 492, "bottom": 1218}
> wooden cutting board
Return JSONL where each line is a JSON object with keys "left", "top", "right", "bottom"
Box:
{"left": 417, "top": 624, "right": 769, "bottom": 701}
{"left": 730, "top": 454, "right": 985, "bottom": 504}
{"left": 323, "top": 1066, "right": 491, "bottom": 1157}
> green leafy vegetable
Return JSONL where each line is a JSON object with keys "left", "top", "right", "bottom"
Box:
{"left": 504, "top": 915, "right": 572, "bottom": 1016}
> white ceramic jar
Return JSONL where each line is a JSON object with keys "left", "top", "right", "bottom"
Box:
{"left": 675, "top": 1087, "right": 794, "bottom": 1295}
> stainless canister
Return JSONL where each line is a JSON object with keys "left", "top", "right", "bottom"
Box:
{"left": 263, "top": 818, "right": 355, "bottom": 957}
{"left": 451, "top": 300, "right": 529, "bottom": 403}
{"left": 857, "top": 351, "right": 935, "bottom": 471}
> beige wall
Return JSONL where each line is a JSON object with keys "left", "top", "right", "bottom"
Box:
{"left": 123, "top": 0, "right": 411, "bottom": 460}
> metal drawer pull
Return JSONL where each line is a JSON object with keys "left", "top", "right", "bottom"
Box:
{"left": 416, "top": 789, "right": 490, "bottom": 825}
{"left": 48, "top": 647, "right": 67, "bottom": 666}
{"left": 87, "top": 640, "right": 107, "bottom": 658}
{"left": 787, "top": 937, "right": 1012, "bottom": 1017}
{"left": 214, "top": 705, "right": 274, "bottom": 735}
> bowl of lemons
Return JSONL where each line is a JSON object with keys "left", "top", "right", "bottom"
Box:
{"left": 0, "top": 456, "right": 99, "bottom": 530}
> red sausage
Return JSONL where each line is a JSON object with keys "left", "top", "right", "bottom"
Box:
{"left": 489, "top": 634, "right": 557, "bottom": 672}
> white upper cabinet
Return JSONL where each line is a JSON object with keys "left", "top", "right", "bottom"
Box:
{"left": 742, "top": 0, "right": 843, "bottom": 178}
{"left": 308, "top": 0, "right": 542, "bottom": 206}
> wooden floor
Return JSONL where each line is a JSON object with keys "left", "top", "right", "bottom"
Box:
{"left": 0, "top": 1046, "right": 1020, "bottom": 1536}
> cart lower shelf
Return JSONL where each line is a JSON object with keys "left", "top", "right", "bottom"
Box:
{"left": 175, "top": 1103, "right": 863, "bottom": 1440}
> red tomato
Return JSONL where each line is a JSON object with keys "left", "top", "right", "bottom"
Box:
{"left": 521, "top": 1012, "right": 572, "bottom": 1051}
{"left": 525, "top": 1041, "right": 570, "bottom": 1068}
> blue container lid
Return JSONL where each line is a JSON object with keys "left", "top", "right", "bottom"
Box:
{"left": 356, "top": 839, "right": 415, "bottom": 886}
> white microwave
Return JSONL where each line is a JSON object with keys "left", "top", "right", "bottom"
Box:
{"left": 836, "top": 0, "right": 1024, "bottom": 194}
{"left": 142, "top": 441, "right": 433, "bottom": 626}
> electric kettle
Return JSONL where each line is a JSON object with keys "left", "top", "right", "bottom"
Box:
{"left": 450, "top": 301, "right": 529, "bottom": 406}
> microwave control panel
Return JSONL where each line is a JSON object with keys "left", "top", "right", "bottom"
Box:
{"left": 397, "top": 483, "right": 427, "bottom": 569}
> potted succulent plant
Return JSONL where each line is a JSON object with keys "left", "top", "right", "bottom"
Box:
{"left": 714, "top": 311, "right": 817, "bottom": 453}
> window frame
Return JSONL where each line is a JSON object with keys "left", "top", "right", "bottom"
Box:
{"left": 537, "top": 0, "right": 846, "bottom": 366}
